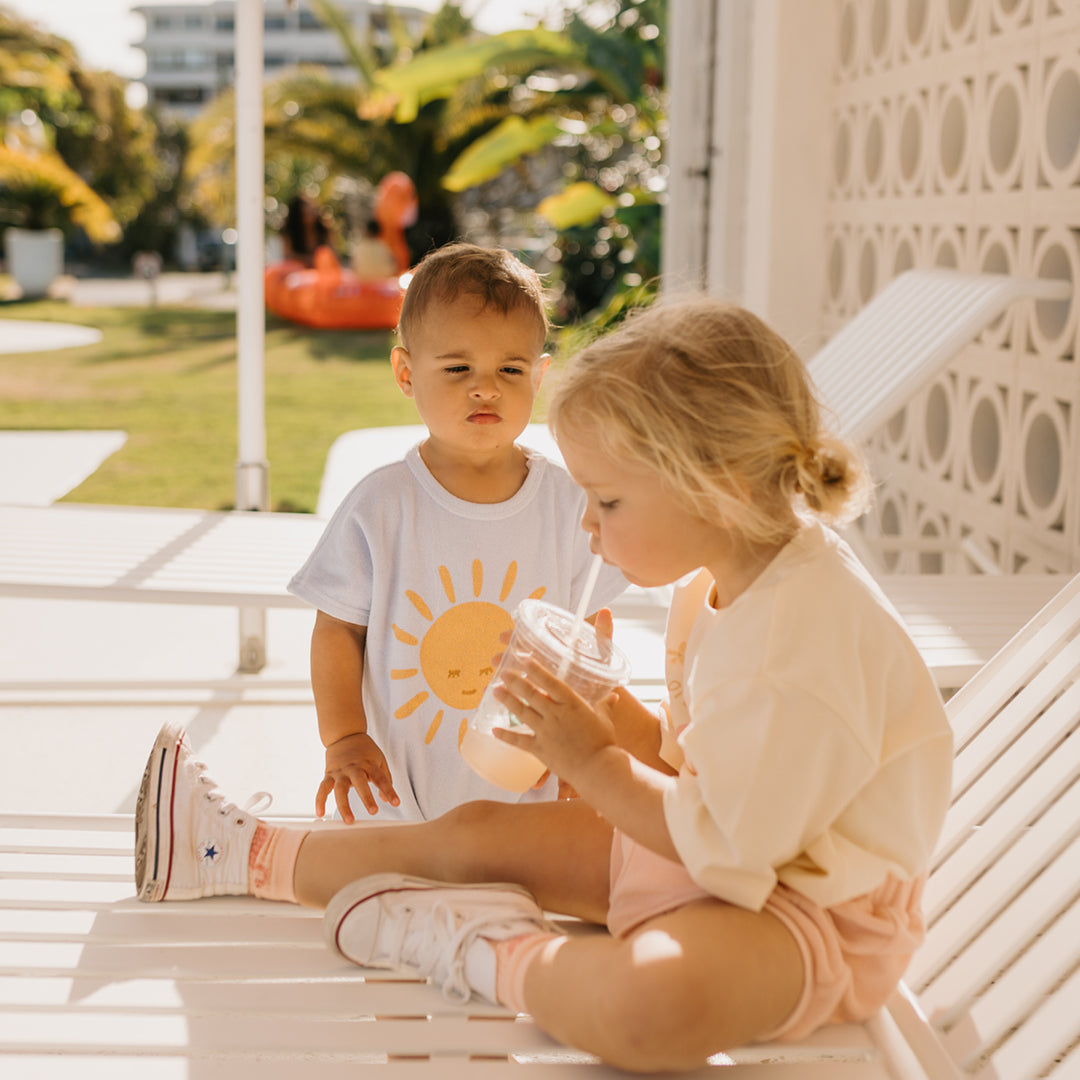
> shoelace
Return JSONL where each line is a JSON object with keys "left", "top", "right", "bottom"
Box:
{"left": 390, "top": 899, "right": 518, "bottom": 1005}
{"left": 191, "top": 757, "right": 273, "bottom": 821}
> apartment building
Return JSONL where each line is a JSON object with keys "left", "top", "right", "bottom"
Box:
{"left": 134, "top": 0, "right": 427, "bottom": 117}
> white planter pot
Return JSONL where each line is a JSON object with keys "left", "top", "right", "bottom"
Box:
{"left": 4, "top": 227, "right": 64, "bottom": 298}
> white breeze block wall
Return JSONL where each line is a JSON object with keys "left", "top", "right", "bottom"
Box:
{"left": 823, "top": 0, "right": 1080, "bottom": 574}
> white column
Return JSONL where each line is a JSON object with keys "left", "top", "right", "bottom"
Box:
{"left": 662, "top": 0, "right": 755, "bottom": 303}
{"left": 661, "top": 0, "right": 717, "bottom": 296}
{"left": 234, "top": 0, "right": 268, "bottom": 672}
{"left": 706, "top": 0, "right": 753, "bottom": 301}
{"left": 235, "top": 0, "right": 268, "bottom": 514}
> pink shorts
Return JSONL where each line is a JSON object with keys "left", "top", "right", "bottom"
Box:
{"left": 606, "top": 831, "right": 925, "bottom": 1042}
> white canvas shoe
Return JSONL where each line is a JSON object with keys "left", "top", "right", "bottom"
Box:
{"left": 135, "top": 720, "right": 259, "bottom": 902}
{"left": 324, "top": 873, "right": 552, "bottom": 1003}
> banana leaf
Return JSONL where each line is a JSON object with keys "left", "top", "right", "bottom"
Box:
{"left": 442, "top": 115, "right": 564, "bottom": 192}
{"left": 537, "top": 181, "right": 616, "bottom": 229}
{"left": 370, "top": 28, "right": 583, "bottom": 123}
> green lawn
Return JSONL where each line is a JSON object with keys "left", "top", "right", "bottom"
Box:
{"left": 0, "top": 299, "right": 425, "bottom": 513}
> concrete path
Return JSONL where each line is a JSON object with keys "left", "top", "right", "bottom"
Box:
{"left": 0, "top": 318, "right": 102, "bottom": 353}
{"left": 0, "top": 430, "right": 127, "bottom": 506}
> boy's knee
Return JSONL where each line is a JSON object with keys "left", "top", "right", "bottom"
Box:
{"left": 437, "top": 798, "right": 504, "bottom": 833}
{"left": 430, "top": 799, "right": 512, "bottom": 877}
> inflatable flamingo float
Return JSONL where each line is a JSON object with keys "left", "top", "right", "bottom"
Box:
{"left": 264, "top": 172, "right": 418, "bottom": 330}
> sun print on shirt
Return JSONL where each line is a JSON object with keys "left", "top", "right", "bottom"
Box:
{"left": 390, "top": 559, "right": 545, "bottom": 747}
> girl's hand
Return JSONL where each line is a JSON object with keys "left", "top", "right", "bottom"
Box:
{"left": 492, "top": 659, "right": 617, "bottom": 785}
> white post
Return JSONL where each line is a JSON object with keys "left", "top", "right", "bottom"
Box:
{"left": 234, "top": 0, "right": 268, "bottom": 672}
{"left": 660, "top": 0, "right": 716, "bottom": 296}
{"left": 707, "top": 0, "right": 754, "bottom": 301}
{"left": 661, "top": 0, "right": 754, "bottom": 303}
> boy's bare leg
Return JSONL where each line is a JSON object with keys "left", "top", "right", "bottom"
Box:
{"left": 293, "top": 797, "right": 615, "bottom": 921}
{"left": 519, "top": 899, "right": 804, "bottom": 1072}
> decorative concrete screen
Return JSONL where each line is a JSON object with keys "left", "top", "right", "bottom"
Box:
{"left": 825, "top": 0, "right": 1079, "bottom": 574}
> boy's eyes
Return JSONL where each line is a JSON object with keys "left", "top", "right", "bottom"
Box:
{"left": 442, "top": 365, "right": 526, "bottom": 376}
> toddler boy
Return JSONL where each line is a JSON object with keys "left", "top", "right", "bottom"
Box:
{"left": 288, "top": 243, "right": 625, "bottom": 821}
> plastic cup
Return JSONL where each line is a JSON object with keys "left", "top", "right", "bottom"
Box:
{"left": 460, "top": 598, "right": 632, "bottom": 793}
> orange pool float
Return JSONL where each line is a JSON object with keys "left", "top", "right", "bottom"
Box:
{"left": 265, "top": 172, "right": 417, "bottom": 331}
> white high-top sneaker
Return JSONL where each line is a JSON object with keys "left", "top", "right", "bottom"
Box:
{"left": 135, "top": 720, "right": 259, "bottom": 902}
{"left": 324, "top": 873, "right": 553, "bottom": 1004}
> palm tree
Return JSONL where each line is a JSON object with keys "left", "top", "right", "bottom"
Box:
{"left": 185, "top": 1, "right": 482, "bottom": 254}
{"left": 184, "top": 0, "right": 666, "bottom": 318}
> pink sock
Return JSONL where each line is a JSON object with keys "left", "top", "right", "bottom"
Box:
{"left": 493, "top": 931, "right": 557, "bottom": 1013}
{"left": 248, "top": 823, "right": 308, "bottom": 902}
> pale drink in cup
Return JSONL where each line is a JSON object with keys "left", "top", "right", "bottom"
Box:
{"left": 461, "top": 598, "right": 631, "bottom": 793}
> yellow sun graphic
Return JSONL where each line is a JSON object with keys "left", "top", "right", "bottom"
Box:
{"left": 390, "top": 559, "right": 545, "bottom": 745}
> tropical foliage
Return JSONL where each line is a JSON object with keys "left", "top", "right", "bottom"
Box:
{"left": 184, "top": 1, "right": 475, "bottom": 253}
{"left": 0, "top": 7, "right": 163, "bottom": 247}
{"left": 184, "top": 0, "right": 667, "bottom": 321}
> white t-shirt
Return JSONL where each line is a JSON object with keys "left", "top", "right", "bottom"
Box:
{"left": 289, "top": 444, "right": 627, "bottom": 820}
{"left": 660, "top": 521, "right": 953, "bottom": 911}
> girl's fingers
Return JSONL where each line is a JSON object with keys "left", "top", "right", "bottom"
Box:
{"left": 500, "top": 661, "right": 566, "bottom": 704}
{"left": 492, "top": 684, "right": 546, "bottom": 732}
{"left": 493, "top": 725, "right": 535, "bottom": 750}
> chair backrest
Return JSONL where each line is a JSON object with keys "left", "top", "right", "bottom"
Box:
{"left": 808, "top": 270, "right": 1072, "bottom": 443}
{"left": 903, "top": 572, "right": 1080, "bottom": 1078}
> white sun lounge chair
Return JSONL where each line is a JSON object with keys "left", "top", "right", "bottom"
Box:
{"left": 807, "top": 268, "right": 1073, "bottom": 444}
{"left": 0, "top": 271, "right": 1069, "bottom": 688}
{"left": 2, "top": 570, "right": 1078, "bottom": 1077}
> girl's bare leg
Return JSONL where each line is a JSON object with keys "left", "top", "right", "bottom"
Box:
{"left": 293, "top": 797, "right": 615, "bottom": 920}
{"left": 520, "top": 899, "right": 804, "bottom": 1073}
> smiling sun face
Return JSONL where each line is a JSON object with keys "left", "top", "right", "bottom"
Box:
{"left": 391, "top": 560, "right": 544, "bottom": 746}
{"left": 420, "top": 601, "right": 511, "bottom": 709}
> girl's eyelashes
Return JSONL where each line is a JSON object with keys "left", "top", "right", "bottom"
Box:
{"left": 598, "top": 498, "right": 619, "bottom": 511}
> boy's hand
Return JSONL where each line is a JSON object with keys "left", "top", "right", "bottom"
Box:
{"left": 317, "top": 733, "right": 400, "bottom": 822}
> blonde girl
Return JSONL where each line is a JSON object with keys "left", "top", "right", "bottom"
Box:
{"left": 135, "top": 297, "right": 953, "bottom": 1072}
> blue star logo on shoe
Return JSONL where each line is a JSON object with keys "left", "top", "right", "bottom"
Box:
{"left": 199, "top": 839, "right": 222, "bottom": 864}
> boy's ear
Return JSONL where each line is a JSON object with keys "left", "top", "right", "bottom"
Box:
{"left": 390, "top": 346, "right": 414, "bottom": 397}
{"left": 533, "top": 352, "right": 552, "bottom": 388}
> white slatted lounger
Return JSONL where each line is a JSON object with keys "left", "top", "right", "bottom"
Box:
{"left": 0, "top": 502, "right": 326, "bottom": 678}
{"left": 807, "top": 269, "right": 1073, "bottom": 445}
{"left": 0, "top": 271, "right": 1070, "bottom": 690}
{"left": 3, "top": 573, "right": 1080, "bottom": 1077}
{"left": 0, "top": 504, "right": 669, "bottom": 707}
{"left": 0, "top": 812, "right": 892, "bottom": 1078}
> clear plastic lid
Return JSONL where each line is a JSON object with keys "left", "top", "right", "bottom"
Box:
{"left": 514, "top": 598, "right": 632, "bottom": 687}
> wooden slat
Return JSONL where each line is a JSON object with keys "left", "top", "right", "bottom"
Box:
{"left": 927, "top": 694, "right": 1080, "bottom": 907}
{"left": 940, "top": 895, "right": 1080, "bottom": 1074}
{"left": 876, "top": 572, "right": 1065, "bottom": 689}
{"left": 0, "top": 504, "right": 323, "bottom": 607}
{"left": 808, "top": 270, "right": 1071, "bottom": 443}
{"left": 915, "top": 829, "right": 1080, "bottom": 1014}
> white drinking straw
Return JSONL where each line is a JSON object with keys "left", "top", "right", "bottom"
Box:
{"left": 557, "top": 552, "right": 604, "bottom": 679}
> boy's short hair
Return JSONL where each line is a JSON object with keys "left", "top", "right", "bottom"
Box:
{"left": 398, "top": 242, "right": 549, "bottom": 350}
